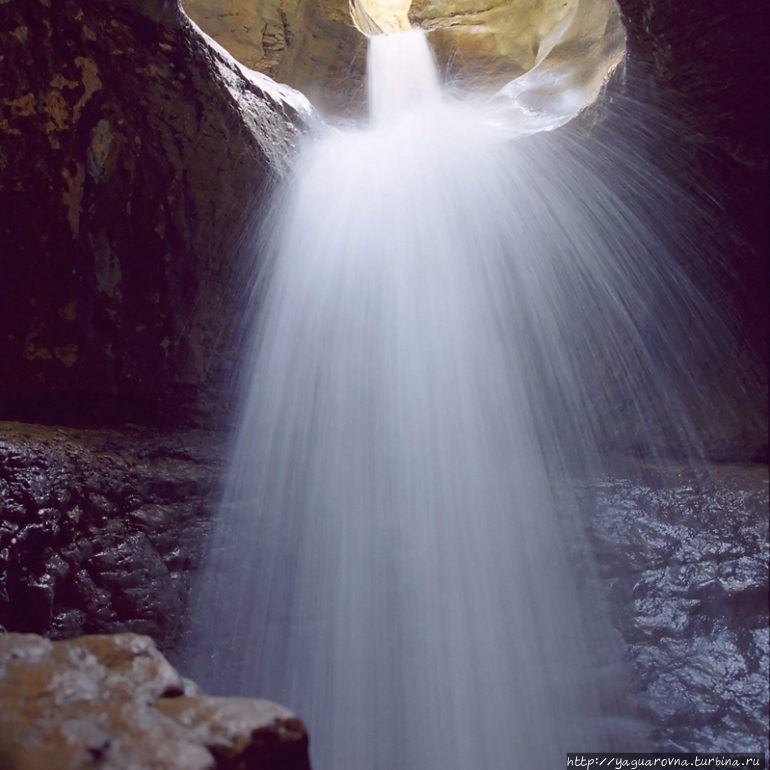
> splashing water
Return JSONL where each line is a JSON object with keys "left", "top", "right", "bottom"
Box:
{"left": 183, "top": 30, "right": 733, "bottom": 770}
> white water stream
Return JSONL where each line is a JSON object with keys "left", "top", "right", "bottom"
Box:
{"left": 184, "top": 30, "right": 725, "bottom": 769}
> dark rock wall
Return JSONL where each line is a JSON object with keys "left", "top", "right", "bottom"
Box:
{"left": 0, "top": 0, "right": 307, "bottom": 427}
{"left": 615, "top": 0, "right": 769, "bottom": 367}
{"left": 618, "top": 0, "right": 768, "bottom": 171}
{"left": 559, "top": 0, "right": 769, "bottom": 462}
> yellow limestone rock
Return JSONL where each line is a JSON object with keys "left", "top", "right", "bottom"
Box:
{"left": 182, "top": 0, "right": 624, "bottom": 122}
{"left": 182, "top": 0, "right": 366, "bottom": 114}
{"left": 351, "top": 0, "right": 412, "bottom": 34}
{"left": 410, "top": 0, "right": 581, "bottom": 85}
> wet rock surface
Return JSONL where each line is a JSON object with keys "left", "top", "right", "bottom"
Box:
{"left": 0, "top": 436, "right": 766, "bottom": 759}
{"left": 0, "top": 421, "right": 224, "bottom": 650}
{"left": 0, "top": 632, "right": 311, "bottom": 770}
{"left": 0, "top": 0, "right": 309, "bottom": 427}
{"left": 586, "top": 461, "right": 769, "bottom": 753}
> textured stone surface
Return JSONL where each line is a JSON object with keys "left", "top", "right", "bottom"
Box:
{"left": 586, "top": 461, "right": 769, "bottom": 753}
{"left": 156, "top": 696, "right": 311, "bottom": 769}
{"left": 0, "top": 421, "right": 224, "bottom": 649}
{"left": 183, "top": 0, "right": 367, "bottom": 115}
{"left": 0, "top": 0, "right": 309, "bottom": 426}
{"left": 409, "top": 0, "right": 623, "bottom": 92}
{"left": 0, "top": 632, "right": 311, "bottom": 770}
{"left": 184, "top": 0, "right": 624, "bottom": 115}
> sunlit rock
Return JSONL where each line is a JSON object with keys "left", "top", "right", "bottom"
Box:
{"left": 182, "top": 0, "right": 368, "bottom": 114}
{"left": 351, "top": 0, "right": 413, "bottom": 34}
{"left": 410, "top": 0, "right": 583, "bottom": 82}
{"left": 183, "top": 0, "right": 624, "bottom": 126}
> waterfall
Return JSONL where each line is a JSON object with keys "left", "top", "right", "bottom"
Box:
{"left": 183, "top": 29, "right": 729, "bottom": 770}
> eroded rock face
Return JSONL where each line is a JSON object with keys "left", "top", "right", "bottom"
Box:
{"left": 409, "top": 0, "right": 623, "bottom": 96}
{"left": 183, "top": 0, "right": 368, "bottom": 115}
{"left": 0, "top": 0, "right": 309, "bottom": 426}
{"left": 0, "top": 421, "right": 224, "bottom": 649}
{"left": 183, "top": 0, "right": 624, "bottom": 118}
{"left": 587, "top": 461, "right": 769, "bottom": 753}
{"left": 0, "top": 632, "right": 311, "bottom": 770}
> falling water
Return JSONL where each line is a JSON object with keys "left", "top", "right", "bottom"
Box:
{"left": 184, "top": 29, "right": 733, "bottom": 770}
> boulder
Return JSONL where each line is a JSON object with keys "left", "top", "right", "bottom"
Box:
{"left": 0, "top": 632, "right": 311, "bottom": 770}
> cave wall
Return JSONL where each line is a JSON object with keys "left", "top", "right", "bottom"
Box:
{"left": 614, "top": 0, "right": 768, "bottom": 366}
{"left": 182, "top": 0, "right": 368, "bottom": 115}
{"left": 0, "top": 0, "right": 308, "bottom": 427}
